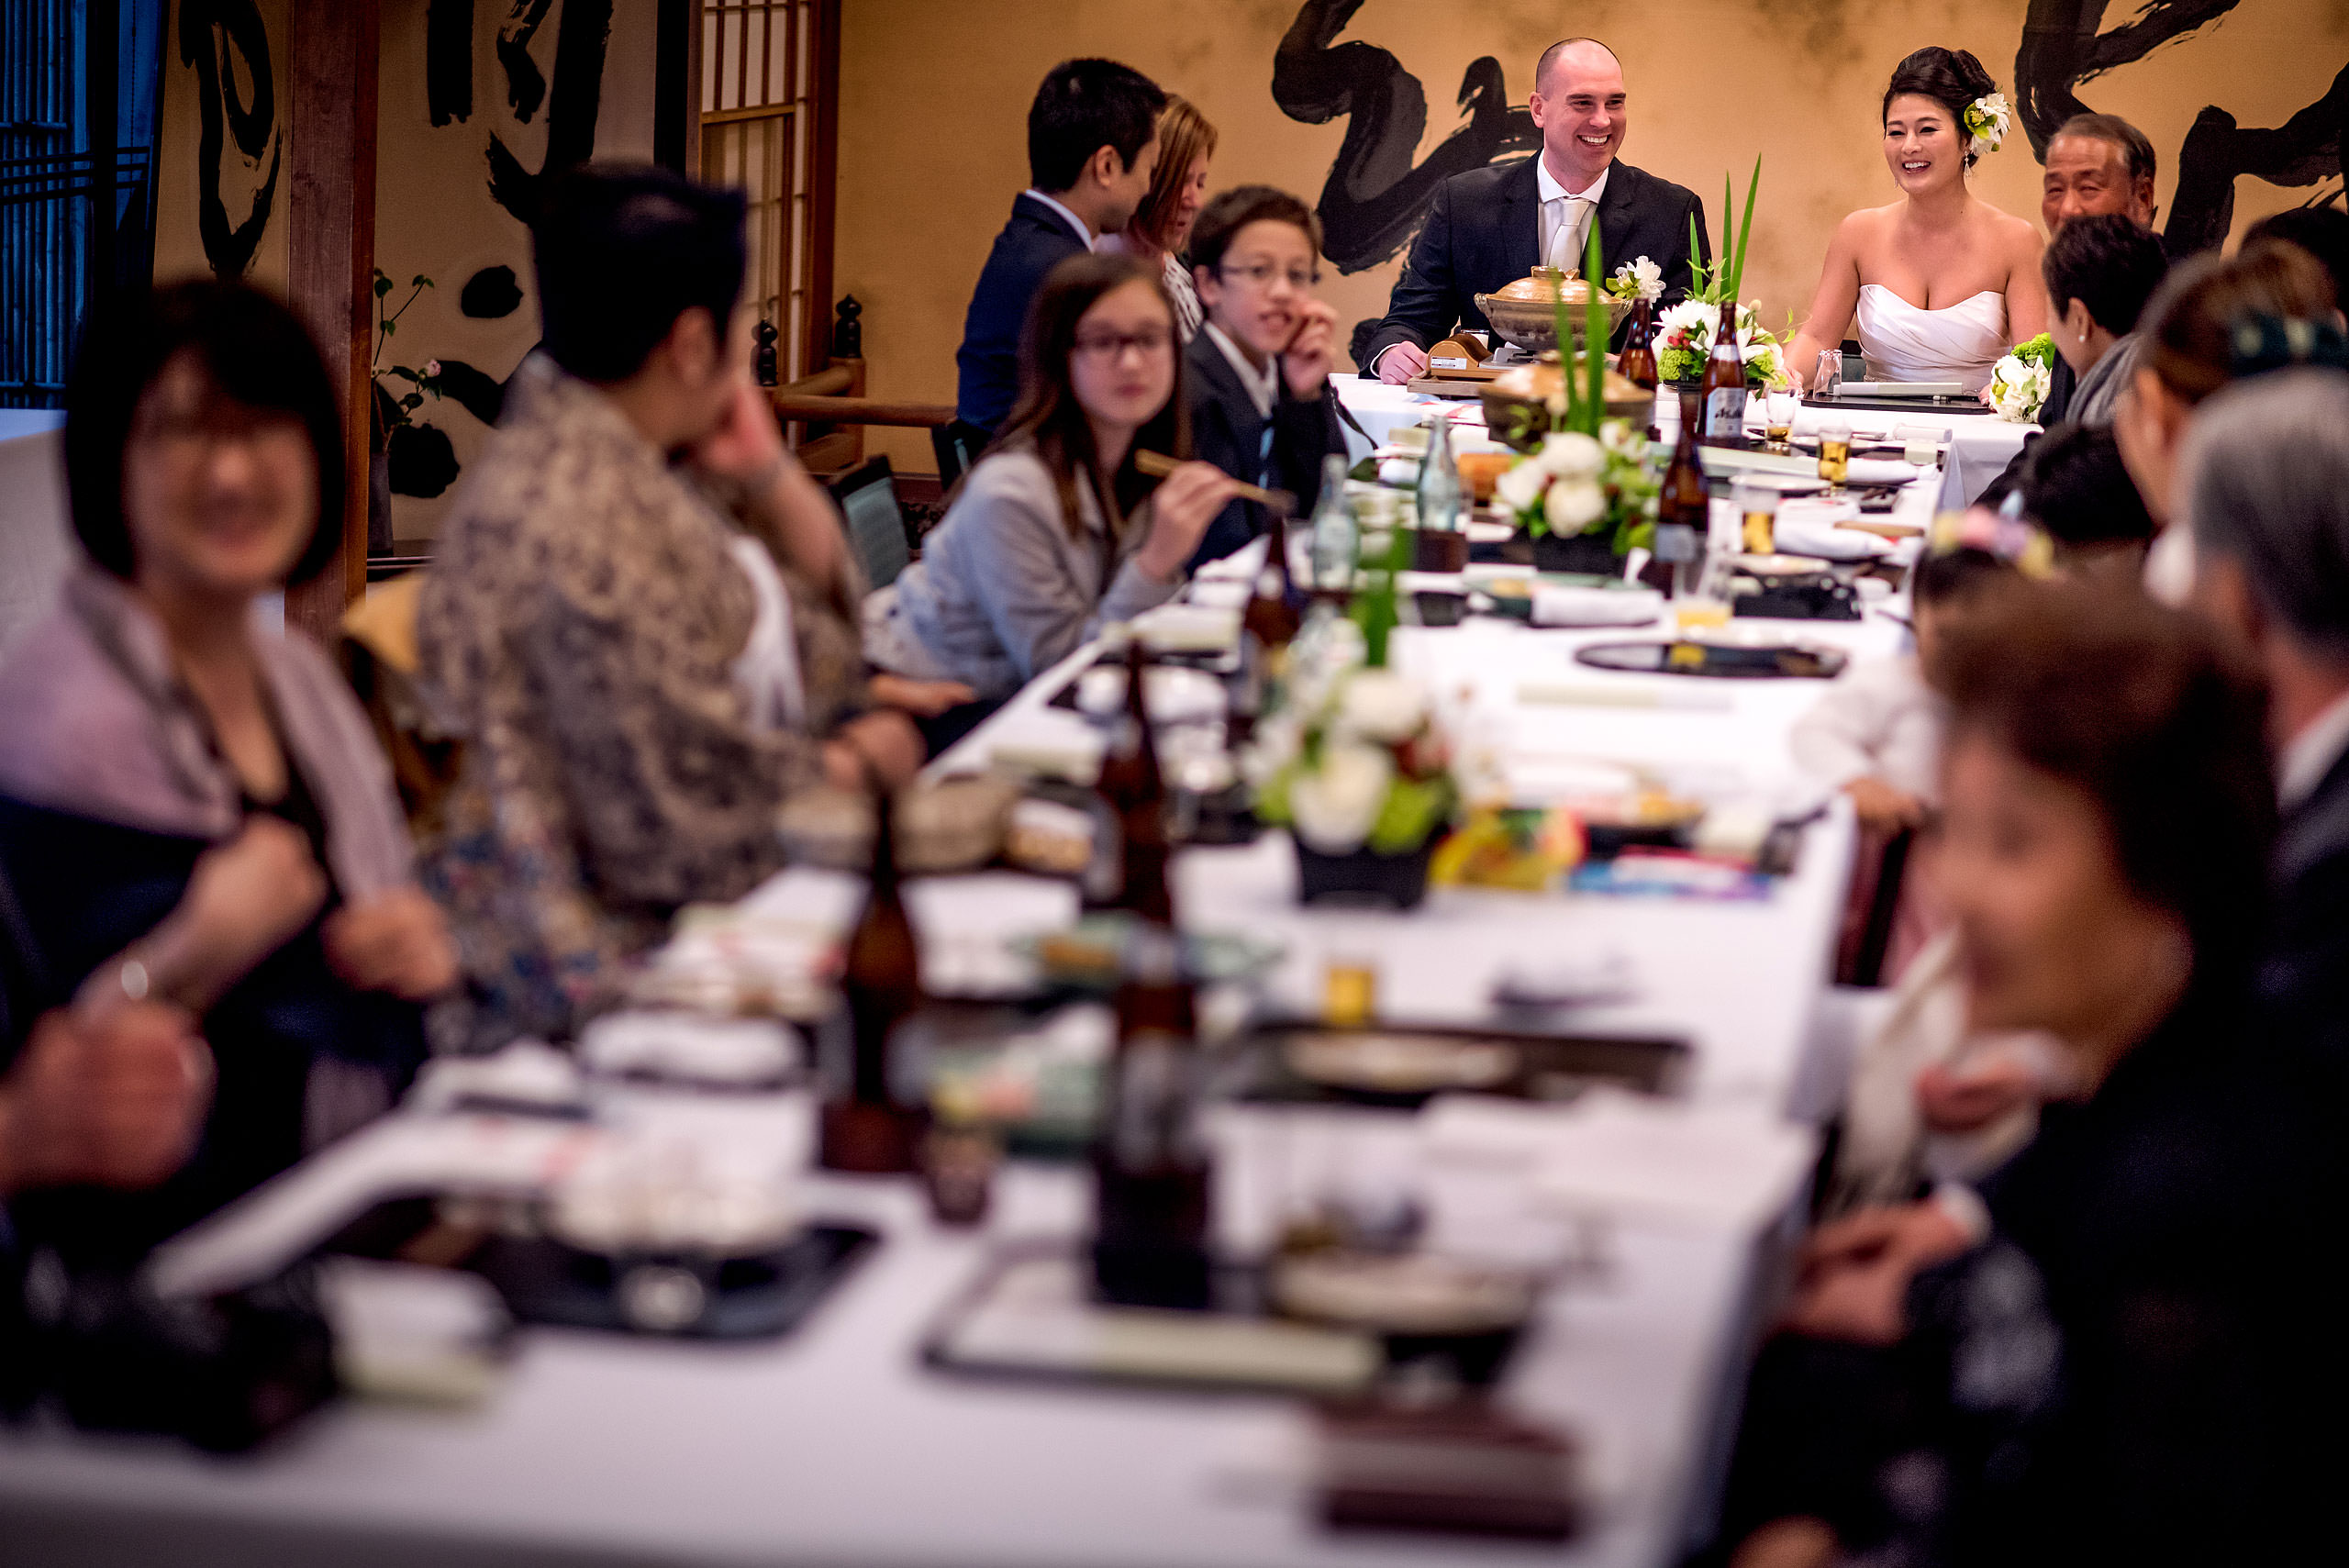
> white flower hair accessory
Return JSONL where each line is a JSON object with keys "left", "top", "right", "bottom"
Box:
{"left": 1964, "top": 92, "right": 2011, "bottom": 160}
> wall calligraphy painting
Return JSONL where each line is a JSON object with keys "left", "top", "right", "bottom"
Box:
{"left": 2017, "top": 0, "right": 2345, "bottom": 251}
{"left": 178, "top": 0, "right": 279, "bottom": 279}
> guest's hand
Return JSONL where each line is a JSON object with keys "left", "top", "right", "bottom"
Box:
{"left": 1375, "top": 342, "right": 1430, "bottom": 386}
{"left": 325, "top": 885, "right": 460, "bottom": 1002}
{"left": 0, "top": 1003, "right": 211, "bottom": 1195}
{"left": 1730, "top": 1518, "right": 1841, "bottom": 1568}
{"left": 693, "top": 379, "right": 789, "bottom": 484}
{"left": 1917, "top": 1055, "right": 2039, "bottom": 1134}
{"left": 1279, "top": 300, "right": 1341, "bottom": 400}
{"left": 1786, "top": 1202, "right": 1972, "bottom": 1345}
{"left": 1844, "top": 777, "right": 1927, "bottom": 836}
{"left": 825, "top": 709, "right": 928, "bottom": 792}
{"left": 1131, "top": 462, "right": 1244, "bottom": 583}
{"left": 82, "top": 817, "right": 328, "bottom": 1018}
{"left": 870, "top": 673, "right": 976, "bottom": 718}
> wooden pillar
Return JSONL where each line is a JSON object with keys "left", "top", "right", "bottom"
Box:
{"left": 284, "top": 0, "right": 379, "bottom": 644}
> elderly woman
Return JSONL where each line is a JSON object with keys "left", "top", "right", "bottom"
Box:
{"left": 0, "top": 281, "right": 452, "bottom": 1263}
{"left": 1718, "top": 584, "right": 2349, "bottom": 1568}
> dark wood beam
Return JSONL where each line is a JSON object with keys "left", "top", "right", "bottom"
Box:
{"left": 802, "top": 0, "right": 841, "bottom": 382}
{"left": 284, "top": 0, "right": 380, "bottom": 644}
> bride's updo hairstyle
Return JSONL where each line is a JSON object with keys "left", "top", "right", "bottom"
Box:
{"left": 1882, "top": 47, "right": 1998, "bottom": 168}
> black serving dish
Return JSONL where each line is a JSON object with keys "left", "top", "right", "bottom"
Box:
{"left": 1731, "top": 573, "right": 1863, "bottom": 621}
{"left": 468, "top": 1224, "right": 878, "bottom": 1340}
{"left": 1575, "top": 639, "right": 1847, "bottom": 679}
{"left": 1295, "top": 838, "right": 1435, "bottom": 908}
{"left": 1236, "top": 1018, "right": 1692, "bottom": 1109}
{"left": 1528, "top": 530, "right": 1621, "bottom": 576}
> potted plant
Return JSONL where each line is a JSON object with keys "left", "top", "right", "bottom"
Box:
{"left": 1248, "top": 597, "right": 1460, "bottom": 908}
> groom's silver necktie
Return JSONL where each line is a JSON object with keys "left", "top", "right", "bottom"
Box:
{"left": 1547, "top": 196, "right": 1594, "bottom": 275}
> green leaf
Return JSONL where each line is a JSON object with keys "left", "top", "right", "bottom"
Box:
{"left": 380, "top": 320, "right": 395, "bottom": 337}
{"left": 399, "top": 393, "right": 422, "bottom": 411}
{"left": 1731, "top": 156, "right": 1760, "bottom": 302}
{"left": 373, "top": 275, "right": 393, "bottom": 298}
{"left": 1584, "top": 224, "right": 1605, "bottom": 429}
{"left": 1368, "top": 777, "right": 1455, "bottom": 854}
{"left": 413, "top": 274, "right": 431, "bottom": 288}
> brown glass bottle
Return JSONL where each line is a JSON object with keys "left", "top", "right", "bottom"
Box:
{"left": 1088, "top": 636, "right": 1178, "bottom": 924}
{"left": 818, "top": 787, "right": 926, "bottom": 1173}
{"left": 1698, "top": 289, "right": 1746, "bottom": 444}
{"left": 1091, "top": 921, "right": 1211, "bottom": 1309}
{"left": 1616, "top": 296, "right": 1658, "bottom": 390}
{"left": 1242, "top": 505, "right": 1305, "bottom": 654}
{"left": 1650, "top": 390, "right": 1710, "bottom": 599}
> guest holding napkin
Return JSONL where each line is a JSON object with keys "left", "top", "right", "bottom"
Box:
{"left": 1097, "top": 95, "right": 1216, "bottom": 343}
{"left": 868, "top": 253, "right": 1241, "bottom": 745}
{"left": 0, "top": 282, "right": 451, "bottom": 1263}
{"left": 1182, "top": 185, "right": 1348, "bottom": 566}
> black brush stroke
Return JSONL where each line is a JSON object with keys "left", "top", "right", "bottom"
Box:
{"left": 426, "top": 0, "right": 475, "bottom": 126}
{"left": 1273, "top": 0, "right": 1537, "bottom": 275}
{"left": 485, "top": 0, "right": 611, "bottom": 224}
{"left": 497, "top": 0, "right": 559, "bottom": 123}
{"left": 2169, "top": 61, "right": 2349, "bottom": 252}
{"left": 179, "top": 0, "right": 280, "bottom": 278}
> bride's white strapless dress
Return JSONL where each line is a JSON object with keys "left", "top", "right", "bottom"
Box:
{"left": 1854, "top": 284, "right": 2008, "bottom": 395}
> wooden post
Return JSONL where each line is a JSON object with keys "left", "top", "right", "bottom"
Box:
{"left": 803, "top": 0, "right": 841, "bottom": 385}
{"left": 284, "top": 0, "right": 380, "bottom": 644}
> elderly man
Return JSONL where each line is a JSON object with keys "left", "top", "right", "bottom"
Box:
{"left": 1363, "top": 38, "right": 1704, "bottom": 384}
{"left": 2182, "top": 371, "right": 2349, "bottom": 1068}
{"left": 2036, "top": 113, "right": 2161, "bottom": 423}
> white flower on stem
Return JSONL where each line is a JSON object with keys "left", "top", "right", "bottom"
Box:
{"left": 1289, "top": 741, "right": 1393, "bottom": 853}
{"left": 1985, "top": 351, "right": 2050, "bottom": 422}
{"left": 1538, "top": 430, "right": 1605, "bottom": 479}
{"left": 1546, "top": 478, "right": 1608, "bottom": 532}
{"left": 1598, "top": 417, "right": 1641, "bottom": 455}
{"left": 1965, "top": 92, "right": 2011, "bottom": 159}
{"left": 1495, "top": 458, "right": 1550, "bottom": 513}
{"left": 1338, "top": 668, "right": 1429, "bottom": 744}
{"left": 424, "top": 359, "right": 442, "bottom": 378}
{"left": 1658, "top": 299, "right": 1715, "bottom": 351}
{"left": 1611, "top": 256, "right": 1664, "bottom": 303}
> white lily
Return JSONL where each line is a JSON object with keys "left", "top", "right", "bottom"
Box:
{"left": 1494, "top": 457, "right": 1550, "bottom": 513}
{"left": 1289, "top": 741, "right": 1393, "bottom": 853}
{"left": 1546, "top": 478, "right": 1608, "bottom": 531}
{"left": 1539, "top": 430, "right": 1605, "bottom": 480}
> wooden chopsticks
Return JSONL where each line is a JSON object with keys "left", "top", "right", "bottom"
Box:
{"left": 1133, "top": 450, "right": 1293, "bottom": 513}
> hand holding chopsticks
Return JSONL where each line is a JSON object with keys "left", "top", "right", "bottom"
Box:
{"left": 1134, "top": 450, "right": 1295, "bottom": 517}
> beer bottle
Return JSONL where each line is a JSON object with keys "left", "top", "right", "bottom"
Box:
{"left": 1091, "top": 921, "right": 1211, "bottom": 1309}
{"left": 818, "top": 786, "right": 926, "bottom": 1173}
{"left": 1698, "top": 291, "right": 1747, "bottom": 445}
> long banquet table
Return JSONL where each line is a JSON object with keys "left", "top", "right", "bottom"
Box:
{"left": 1333, "top": 373, "right": 2032, "bottom": 510}
{"left": 0, "top": 495, "right": 1919, "bottom": 1568}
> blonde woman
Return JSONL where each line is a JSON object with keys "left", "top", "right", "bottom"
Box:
{"left": 1101, "top": 96, "right": 1218, "bottom": 341}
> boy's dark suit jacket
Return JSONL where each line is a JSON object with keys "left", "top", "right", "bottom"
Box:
{"left": 1183, "top": 328, "right": 1348, "bottom": 568}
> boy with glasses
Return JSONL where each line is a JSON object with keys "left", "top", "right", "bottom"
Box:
{"left": 1184, "top": 185, "right": 1348, "bottom": 566}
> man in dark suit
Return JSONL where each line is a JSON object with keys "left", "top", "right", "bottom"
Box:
{"left": 1181, "top": 186, "right": 1349, "bottom": 566}
{"left": 952, "top": 59, "right": 1164, "bottom": 447}
{"left": 1364, "top": 38, "right": 1704, "bottom": 384}
{"left": 2182, "top": 373, "right": 2349, "bottom": 1072}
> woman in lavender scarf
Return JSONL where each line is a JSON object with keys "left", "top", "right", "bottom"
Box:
{"left": 0, "top": 283, "right": 452, "bottom": 1263}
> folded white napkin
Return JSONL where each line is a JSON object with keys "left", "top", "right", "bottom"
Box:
{"left": 1772, "top": 500, "right": 1894, "bottom": 562}
{"left": 1845, "top": 457, "right": 1927, "bottom": 485}
{"left": 1531, "top": 582, "right": 1664, "bottom": 627}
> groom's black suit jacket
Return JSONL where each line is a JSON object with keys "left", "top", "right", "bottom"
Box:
{"left": 1363, "top": 157, "right": 1708, "bottom": 372}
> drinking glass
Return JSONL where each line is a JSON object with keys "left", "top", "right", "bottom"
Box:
{"left": 1763, "top": 387, "right": 1801, "bottom": 450}
{"left": 1731, "top": 475, "right": 1776, "bottom": 555}
{"left": 1816, "top": 416, "right": 1853, "bottom": 491}
{"left": 1811, "top": 350, "right": 1842, "bottom": 400}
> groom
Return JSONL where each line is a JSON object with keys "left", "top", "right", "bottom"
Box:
{"left": 1364, "top": 38, "right": 1706, "bottom": 384}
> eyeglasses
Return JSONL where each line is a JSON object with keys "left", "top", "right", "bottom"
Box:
{"left": 134, "top": 405, "right": 308, "bottom": 460}
{"left": 1072, "top": 328, "right": 1173, "bottom": 361}
{"left": 1218, "top": 261, "right": 1320, "bottom": 292}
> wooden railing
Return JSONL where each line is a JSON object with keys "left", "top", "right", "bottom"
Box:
{"left": 767, "top": 298, "right": 953, "bottom": 473}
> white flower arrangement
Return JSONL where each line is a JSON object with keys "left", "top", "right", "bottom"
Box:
{"left": 1984, "top": 333, "right": 2056, "bottom": 422}
{"left": 1250, "top": 665, "right": 1458, "bottom": 856}
{"left": 1965, "top": 92, "right": 2011, "bottom": 160}
{"left": 1655, "top": 301, "right": 1796, "bottom": 389}
{"left": 1603, "top": 255, "right": 1664, "bottom": 304}
{"left": 1494, "top": 416, "right": 1659, "bottom": 553}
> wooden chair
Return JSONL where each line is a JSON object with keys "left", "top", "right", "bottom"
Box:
{"left": 827, "top": 456, "right": 912, "bottom": 589}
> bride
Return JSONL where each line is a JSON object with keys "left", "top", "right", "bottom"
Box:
{"left": 1782, "top": 48, "right": 2045, "bottom": 395}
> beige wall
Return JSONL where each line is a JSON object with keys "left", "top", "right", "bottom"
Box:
{"left": 837, "top": 0, "right": 2349, "bottom": 473}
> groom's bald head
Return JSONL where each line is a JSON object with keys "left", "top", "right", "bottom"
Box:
{"left": 1536, "top": 38, "right": 1622, "bottom": 95}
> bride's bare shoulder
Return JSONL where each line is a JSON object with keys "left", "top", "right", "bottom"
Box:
{"left": 1826, "top": 204, "right": 1900, "bottom": 258}
{"left": 1971, "top": 200, "right": 2045, "bottom": 254}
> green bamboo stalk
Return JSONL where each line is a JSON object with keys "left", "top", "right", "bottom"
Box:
{"left": 1584, "top": 223, "right": 1604, "bottom": 428}
{"left": 1730, "top": 156, "right": 1761, "bottom": 301}
{"left": 1688, "top": 212, "right": 1708, "bottom": 301}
